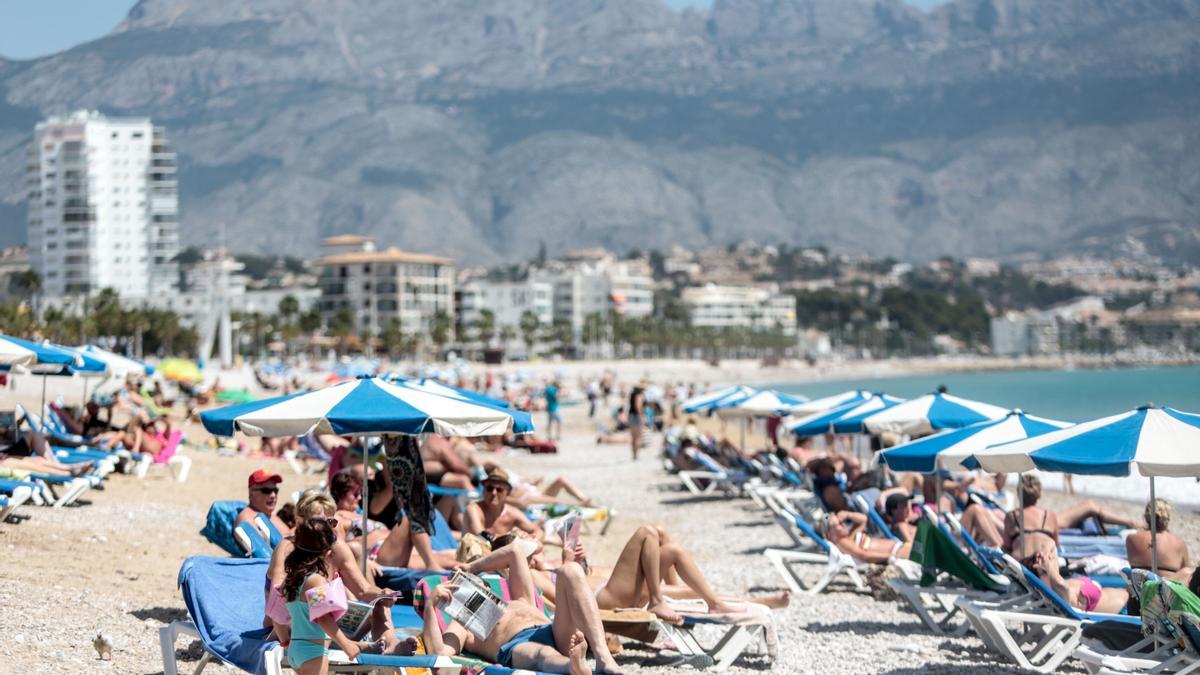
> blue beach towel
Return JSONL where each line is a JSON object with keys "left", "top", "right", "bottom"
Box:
{"left": 201, "top": 500, "right": 249, "bottom": 557}
{"left": 178, "top": 557, "right": 278, "bottom": 674}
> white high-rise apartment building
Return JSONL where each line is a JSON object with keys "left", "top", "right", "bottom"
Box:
{"left": 26, "top": 110, "right": 179, "bottom": 300}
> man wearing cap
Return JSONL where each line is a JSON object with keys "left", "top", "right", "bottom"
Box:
{"left": 236, "top": 468, "right": 291, "bottom": 535}
{"left": 465, "top": 467, "right": 542, "bottom": 540}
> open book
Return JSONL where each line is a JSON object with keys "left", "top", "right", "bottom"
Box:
{"left": 443, "top": 571, "right": 507, "bottom": 640}
{"left": 337, "top": 593, "right": 401, "bottom": 637}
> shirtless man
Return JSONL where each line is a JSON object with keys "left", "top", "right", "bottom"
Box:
{"left": 423, "top": 542, "right": 624, "bottom": 674}
{"left": 465, "top": 467, "right": 542, "bottom": 540}
{"left": 235, "top": 469, "right": 291, "bottom": 535}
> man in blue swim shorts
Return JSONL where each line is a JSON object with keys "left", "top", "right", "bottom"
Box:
{"left": 421, "top": 542, "right": 625, "bottom": 674}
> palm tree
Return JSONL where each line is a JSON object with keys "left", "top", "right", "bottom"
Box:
{"left": 14, "top": 269, "right": 40, "bottom": 319}
{"left": 381, "top": 317, "right": 406, "bottom": 359}
{"left": 474, "top": 309, "right": 496, "bottom": 348}
{"left": 519, "top": 310, "right": 541, "bottom": 357}
{"left": 429, "top": 311, "right": 452, "bottom": 358}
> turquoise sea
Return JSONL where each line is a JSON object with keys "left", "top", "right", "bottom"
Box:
{"left": 774, "top": 365, "right": 1200, "bottom": 422}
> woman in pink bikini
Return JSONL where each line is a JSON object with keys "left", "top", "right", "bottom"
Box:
{"left": 1025, "top": 550, "right": 1127, "bottom": 614}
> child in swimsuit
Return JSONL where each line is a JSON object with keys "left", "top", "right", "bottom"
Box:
{"left": 265, "top": 519, "right": 384, "bottom": 673}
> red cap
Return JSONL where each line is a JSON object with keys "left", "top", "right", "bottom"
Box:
{"left": 248, "top": 468, "right": 283, "bottom": 488}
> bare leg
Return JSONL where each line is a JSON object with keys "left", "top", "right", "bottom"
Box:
{"left": 541, "top": 476, "right": 593, "bottom": 506}
{"left": 654, "top": 527, "right": 681, "bottom": 585}
{"left": 961, "top": 503, "right": 1005, "bottom": 548}
{"left": 1058, "top": 500, "right": 1140, "bottom": 530}
{"left": 659, "top": 543, "right": 737, "bottom": 613}
{"left": 595, "top": 526, "right": 679, "bottom": 621}
{"left": 551, "top": 563, "right": 624, "bottom": 675}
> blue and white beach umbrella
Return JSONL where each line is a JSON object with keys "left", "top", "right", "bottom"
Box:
{"left": 863, "top": 392, "right": 1009, "bottom": 436}
{"left": 385, "top": 373, "right": 512, "bottom": 409}
{"left": 0, "top": 335, "right": 82, "bottom": 370}
{"left": 201, "top": 375, "right": 527, "bottom": 438}
{"left": 968, "top": 405, "right": 1200, "bottom": 478}
{"left": 790, "top": 389, "right": 873, "bottom": 416}
{"left": 790, "top": 393, "right": 906, "bottom": 436}
{"left": 59, "top": 345, "right": 108, "bottom": 376}
{"left": 713, "top": 389, "right": 808, "bottom": 418}
{"left": 384, "top": 374, "right": 533, "bottom": 433}
{"left": 78, "top": 345, "right": 155, "bottom": 377}
{"left": 681, "top": 385, "right": 758, "bottom": 414}
{"left": 880, "top": 410, "right": 1072, "bottom": 473}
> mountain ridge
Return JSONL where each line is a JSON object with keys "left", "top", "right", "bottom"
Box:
{"left": 1, "top": 0, "right": 1197, "bottom": 264}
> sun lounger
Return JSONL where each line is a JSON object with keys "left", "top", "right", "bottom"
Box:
{"left": 1073, "top": 570, "right": 1196, "bottom": 675}
{"left": 165, "top": 556, "right": 500, "bottom": 675}
{"left": 0, "top": 485, "right": 32, "bottom": 522}
{"left": 0, "top": 476, "right": 48, "bottom": 507}
{"left": 763, "top": 508, "right": 866, "bottom": 594}
{"left": 678, "top": 448, "right": 751, "bottom": 496}
{"left": 889, "top": 518, "right": 1022, "bottom": 635}
{"left": 234, "top": 520, "right": 274, "bottom": 559}
{"left": 136, "top": 430, "right": 190, "bottom": 481}
{"left": 954, "top": 553, "right": 1140, "bottom": 673}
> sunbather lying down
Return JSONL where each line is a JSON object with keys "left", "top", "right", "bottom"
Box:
{"left": 425, "top": 542, "right": 625, "bottom": 675}
{"left": 1025, "top": 550, "right": 1127, "bottom": 614}
{"left": 526, "top": 525, "right": 789, "bottom": 622}
{"left": 0, "top": 451, "right": 92, "bottom": 477}
{"left": 824, "top": 511, "right": 912, "bottom": 564}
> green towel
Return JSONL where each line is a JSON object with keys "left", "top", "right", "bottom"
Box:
{"left": 910, "top": 519, "right": 1007, "bottom": 592}
{"left": 1140, "top": 577, "right": 1200, "bottom": 638}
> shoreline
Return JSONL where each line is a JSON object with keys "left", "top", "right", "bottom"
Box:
{"left": 489, "top": 352, "right": 1199, "bottom": 389}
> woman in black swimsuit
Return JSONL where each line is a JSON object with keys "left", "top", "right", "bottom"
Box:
{"left": 1004, "top": 475, "right": 1140, "bottom": 560}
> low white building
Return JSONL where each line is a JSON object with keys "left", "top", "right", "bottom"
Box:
{"left": 530, "top": 251, "right": 655, "bottom": 345}
{"left": 990, "top": 312, "right": 1060, "bottom": 356}
{"left": 681, "top": 283, "right": 796, "bottom": 334}
{"left": 458, "top": 279, "right": 554, "bottom": 332}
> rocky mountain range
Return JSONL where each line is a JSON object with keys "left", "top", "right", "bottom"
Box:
{"left": 1, "top": 0, "right": 1198, "bottom": 265}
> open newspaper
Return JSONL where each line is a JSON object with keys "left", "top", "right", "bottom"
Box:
{"left": 443, "top": 571, "right": 507, "bottom": 640}
{"left": 337, "top": 593, "right": 400, "bottom": 637}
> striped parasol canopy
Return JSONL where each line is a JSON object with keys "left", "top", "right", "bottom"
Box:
{"left": 200, "top": 375, "right": 528, "bottom": 438}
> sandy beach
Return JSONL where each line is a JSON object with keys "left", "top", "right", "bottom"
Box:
{"left": 2, "top": 390, "right": 1198, "bottom": 674}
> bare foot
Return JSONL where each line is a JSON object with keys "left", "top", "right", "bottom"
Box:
{"left": 753, "top": 591, "right": 790, "bottom": 609}
{"left": 387, "top": 636, "right": 418, "bottom": 656}
{"left": 708, "top": 600, "right": 741, "bottom": 614}
{"left": 648, "top": 600, "right": 681, "bottom": 623}
{"left": 568, "top": 631, "right": 589, "bottom": 675}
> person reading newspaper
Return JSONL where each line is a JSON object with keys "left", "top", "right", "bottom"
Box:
{"left": 422, "top": 541, "right": 625, "bottom": 675}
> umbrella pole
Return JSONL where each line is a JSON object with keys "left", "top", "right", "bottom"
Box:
{"left": 1018, "top": 472, "right": 1025, "bottom": 559}
{"left": 1149, "top": 476, "right": 1159, "bottom": 576}
{"left": 40, "top": 375, "right": 47, "bottom": 413}
{"left": 740, "top": 419, "right": 746, "bottom": 454}
{"left": 362, "top": 440, "right": 370, "bottom": 579}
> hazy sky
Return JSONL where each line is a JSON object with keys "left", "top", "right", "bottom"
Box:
{"left": 0, "top": 0, "right": 952, "bottom": 60}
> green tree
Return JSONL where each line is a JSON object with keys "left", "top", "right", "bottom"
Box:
{"left": 500, "top": 324, "right": 516, "bottom": 350}
{"left": 519, "top": 310, "right": 541, "bottom": 355}
{"left": 429, "top": 311, "right": 452, "bottom": 356}
{"left": 380, "top": 317, "right": 406, "bottom": 359}
{"left": 298, "top": 309, "right": 323, "bottom": 334}
{"left": 474, "top": 309, "right": 496, "bottom": 347}
{"left": 330, "top": 308, "right": 355, "bottom": 353}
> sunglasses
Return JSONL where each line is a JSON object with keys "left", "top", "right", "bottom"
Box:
{"left": 308, "top": 517, "right": 338, "bottom": 528}
{"left": 253, "top": 487, "right": 279, "bottom": 495}
{"left": 483, "top": 484, "right": 509, "bottom": 493}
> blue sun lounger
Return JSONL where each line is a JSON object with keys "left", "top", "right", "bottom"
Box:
{"left": 163, "top": 556, "right": 552, "bottom": 674}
